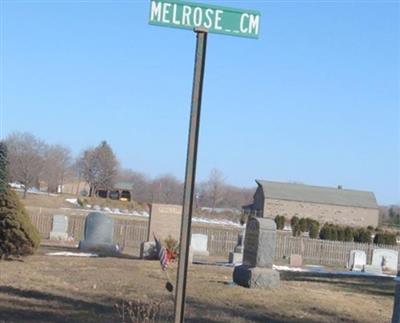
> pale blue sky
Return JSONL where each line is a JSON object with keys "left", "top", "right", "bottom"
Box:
{"left": 1, "top": 0, "right": 399, "bottom": 205}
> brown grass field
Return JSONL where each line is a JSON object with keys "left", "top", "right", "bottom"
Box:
{"left": 0, "top": 245, "right": 395, "bottom": 323}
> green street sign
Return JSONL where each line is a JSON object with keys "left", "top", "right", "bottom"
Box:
{"left": 149, "top": 0, "right": 261, "bottom": 39}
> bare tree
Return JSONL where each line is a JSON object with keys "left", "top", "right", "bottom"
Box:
{"left": 6, "top": 132, "right": 46, "bottom": 198}
{"left": 43, "top": 144, "right": 72, "bottom": 193}
{"left": 78, "top": 141, "right": 118, "bottom": 197}
{"left": 152, "top": 174, "right": 183, "bottom": 205}
{"left": 200, "top": 168, "right": 226, "bottom": 210}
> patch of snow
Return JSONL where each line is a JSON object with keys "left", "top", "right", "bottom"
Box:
{"left": 93, "top": 205, "right": 101, "bottom": 210}
{"left": 65, "top": 198, "right": 79, "bottom": 206}
{"left": 46, "top": 252, "right": 98, "bottom": 257}
{"left": 273, "top": 265, "right": 308, "bottom": 272}
{"left": 9, "top": 182, "right": 24, "bottom": 189}
{"left": 200, "top": 207, "right": 241, "bottom": 215}
{"left": 273, "top": 265, "right": 395, "bottom": 278}
{"left": 131, "top": 210, "right": 149, "bottom": 218}
{"left": 192, "top": 216, "right": 244, "bottom": 228}
{"left": 102, "top": 207, "right": 111, "bottom": 212}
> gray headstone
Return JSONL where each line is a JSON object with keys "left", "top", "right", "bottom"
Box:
{"left": 229, "top": 229, "right": 245, "bottom": 263}
{"left": 243, "top": 217, "right": 276, "bottom": 268}
{"left": 234, "top": 229, "right": 246, "bottom": 253}
{"left": 84, "top": 212, "right": 114, "bottom": 244}
{"left": 78, "top": 212, "right": 119, "bottom": 255}
{"left": 233, "top": 217, "right": 280, "bottom": 289}
{"left": 49, "top": 215, "right": 68, "bottom": 240}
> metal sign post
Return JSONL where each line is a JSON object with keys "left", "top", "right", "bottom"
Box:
{"left": 148, "top": 1, "right": 260, "bottom": 321}
{"left": 174, "top": 28, "right": 207, "bottom": 323}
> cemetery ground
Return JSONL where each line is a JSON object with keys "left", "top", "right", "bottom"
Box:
{"left": 0, "top": 245, "right": 395, "bottom": 323}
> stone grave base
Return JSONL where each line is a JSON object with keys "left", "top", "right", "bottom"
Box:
{"left": 363, "top": 265, "right": 382, "bottom": 274}
{"left": 351, "top": 264, "right": 364, "bottom": 272}
{"left": 49, "top": 232, "right": 68, "bottom": 241}
{"left": 233, "top": 265, "right": 280, "bottom": 289}
{"left": 229, "top": 252, "right": 243, "bottom": 264}
{"left": 78, "top": 241, "right": 120, "bottom": 256}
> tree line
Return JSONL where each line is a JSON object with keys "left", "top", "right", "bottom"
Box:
{"left": 3, "top": 132, "right": 254, "bottom": 209}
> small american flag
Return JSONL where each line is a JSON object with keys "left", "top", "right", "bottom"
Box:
{"left": 154, "top": 233, "right": 171, "bottom": 271}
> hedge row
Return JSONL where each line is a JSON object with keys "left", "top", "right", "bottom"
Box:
{"left": 273, "top": 214, "right": 397, "bottom": 245}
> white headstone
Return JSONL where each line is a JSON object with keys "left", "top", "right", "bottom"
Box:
{"left": 49, "top": 215, "right": 68, "bottom": 240}
{"left": 372, "top": 249, "right": 398, "bottom": 273}
{"left": 348, "top": 250, "right": 366, "bottom": 271}
{"left": 191, "top": 234, "right": 209, "bottom": 256}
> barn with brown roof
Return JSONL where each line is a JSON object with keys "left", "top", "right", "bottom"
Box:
{"left": 243, "top": 180, "right": 379, "bottom": 227}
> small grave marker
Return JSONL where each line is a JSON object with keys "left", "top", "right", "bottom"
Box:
{"left": 49, "top": 215, "right": 68, "bottom": 241}
{"left": 348, "top": 250, "right": 366, "bottom": 272}
{"left": 290, "top": 254, "right": 303, "bottom": 267}
{"left": 191, "top": 234, "right": 209, "bottom": 257}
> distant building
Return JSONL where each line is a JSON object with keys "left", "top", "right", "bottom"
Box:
{"left": 96, "top": 182, "right": 133, "bottom": 202}
{"left": 243, "top": 180, "right": 379, "bottom": 227}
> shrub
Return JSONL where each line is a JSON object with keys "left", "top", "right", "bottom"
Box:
{"left": 309, "top": 222, "right": 319, "bottom": 239}
{"left": 319, "top": 223, "right": 339, "bottom": 241}
{"left": 0, "top": 188, "right": 40, "bottom": 259}
{"left": 374, "top": 232, "right": 397, "bottom": 246}
{"left": 354, "top": 228, "right": 372, "bottom": 244}
{"left": 77, "top": 198, "right": 87, "bottom": 207}
{"left": 292, "top": 223, "right": 301, "bottom": 237}
{"left": 291, "top": 216, "right": 299, "bottom": 228}
{"left": 274, "top": 215, "right": 285, "bottom": 230}
{"left": 336, "top": 226, "right": 345, "bottom": 241}
{"left": 329, "top": 225, "right": 338, "bottom": 241}
{"left": 291, "top": 216, "right": 300, "bottom": 236}
{"left": 319, "top": 224, "right": 329, "bottom": 240}
{"left": 344, "top": 227, "right": 354, "bottom": 242}
{"left": 298, "top": 218, "right": 308, "bottom": 232}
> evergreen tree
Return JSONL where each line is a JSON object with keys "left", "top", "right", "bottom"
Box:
{"left": 344, "top": 227, "right": 354, "bottom": 242}
{"left": 309, "top": 221, "right": 319, "bottom": 239}
{"left": 0, "top": 142, "right": 8, "bottom": 192}
{"left": 274, "top": 215, "right": 285, "bottom": 230}
{"left": 291, "top": 216, "right": 301, "bottom": 237}
{"left": 299, "top": 218, "right": 307, "bottom": 232}
{"left": 0, "top": 142, "right": 40, "bottom": 259}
